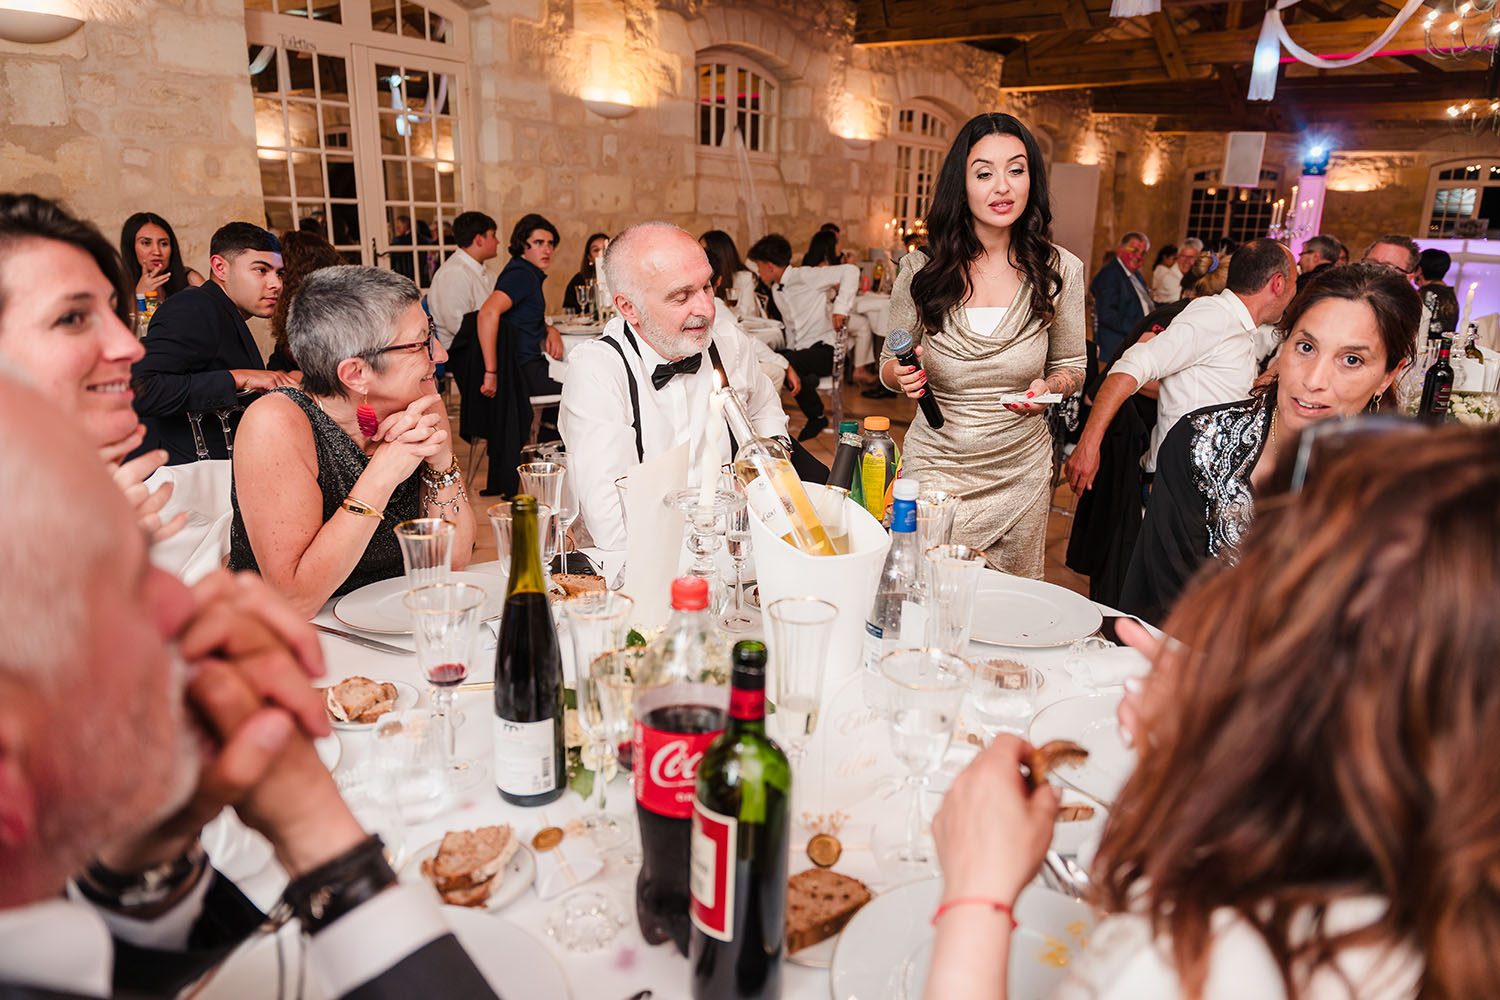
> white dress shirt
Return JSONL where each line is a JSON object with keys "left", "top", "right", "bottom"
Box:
{"left": 719, "top": 298, "right": 789, "bottom": 387}
{"left": 729, "top": 269, "right": 764, "bottom": 321}
{"left": 559, "top": 312, "right": 789, "bottom": 551}
{"left": 1151, "top": 263, "right": 1184, "bottom": 304}
{"left": 426, "top": 248, "right": 492, "bottom": 349}
{"left": 770, "top": 264, "right": 859, "bottom": 351}
{"left": 1112, "top": 287, "right": 1259, "bottom": 473}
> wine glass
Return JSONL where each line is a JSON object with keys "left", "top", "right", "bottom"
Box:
{"left": 720, "top": 471, "right": 754, "bottom": 632}
{"left": 394, "top": 518, "right": 455, "bottom": 590}
{"left": 576, "top": 281, "right": 594, "bottom": 319}
{"left": 879, "top": 647, "right": 969, "bottom": 880}
{"left": 589, "top": 646, "right": 647, "bottom": 865}
{"left": 519, "top": 461, "right": 566, "bottom": 581}
{"left": 486, "top": 501, "right": 553, "bottom": 583}
{"left": 403, "top": 582, "right": 486, "bottom": 788}
{"left": 564, "top": 592, "right": 636, "bottom": 850}
{"left": 924, "top": 544, "right": 986, "bottom": 655}
{"left": 968, "top": 657, "right": 1040, "bottom": 741}
{"left": 766, "top": 597, "right": 838, "bottom": 830}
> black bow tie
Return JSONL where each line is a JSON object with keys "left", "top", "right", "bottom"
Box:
{"left": 651, "top": 353, "right": 703, "bottom": 390}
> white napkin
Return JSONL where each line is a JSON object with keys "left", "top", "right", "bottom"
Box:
{"left": 622, "top": 443, "right": 688, "bottom": 630}
{"left": 532, "top": 831, "right": 605, "bottom": 900}
{"left": 1078, "top": 646, "right": 1151, "bottom": 688}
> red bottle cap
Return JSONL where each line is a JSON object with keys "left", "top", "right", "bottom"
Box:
{"left": 670, "top": 576, "right": 709, "bottom": 610}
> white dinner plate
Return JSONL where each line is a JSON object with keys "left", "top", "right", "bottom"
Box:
{"left": 969, "top": 574, "right": 1103, "bottom": 648}
{"left": 400, "top": 837, "right": 537, "bottom": 912}
{"left": 319, "top": 679, "right": 420, "bottom": 731}
{"left": 333, "top": 571, "right": 506, "bottom": 635}
{"left": 1027, "top": 691, "right": 1135, "bottom": 806}
{"left": 198, "top": 897, "right": 569, "bottom": 1000}
{"left": 830, "top": 879, "right": 1094, "bottom": 999}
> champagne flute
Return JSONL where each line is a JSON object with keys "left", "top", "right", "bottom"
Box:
{"left": 564, "top": 592, "right": 636, "bottom": 850}
{"left": 879, "top": 647, "right": 969, "bottom": 880}
{"left": 553, "top": 460, "right": 579, "bottom": 576}
{"left": 720, "top": 470, "right": 754, "bottom": 632}
{"left": 765, "top": 597, "right": 838, "bottom": 830}
{"left": 403, "top": 582, "right": 486, "bottom": 788}
{"left": 590, "top": 646, "right": 646, "bottom": 865}
{"left": 924, "top": 543, "right": 986, "bottom": 655}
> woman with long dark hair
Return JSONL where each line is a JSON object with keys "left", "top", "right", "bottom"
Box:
{"left": 927, "top": 420, "right": 1498, "bottom": 998}
{"left": 119, "top": 212, "right": 204, "bottom": 300}
{"left": 563, "top": 231, "right": 608, "bottom": 313}
{"left": 700, "top": 229, "right": 764, "bottom": 321}
{"left": 801, "top": 229, "right": 840, "bottom": 267}
{"left": 1119, "top": 262, "right": 1418, "bottom": 623}
{"left": 878, "top": 113, "right": 1086, "bottom": 577}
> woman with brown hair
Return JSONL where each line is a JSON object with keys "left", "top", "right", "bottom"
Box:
{"left": 1119, "top": 262, "right": 1419, "bottom": 623}
{"left": 267, "top": 229, "right": 343, "bottom": 372}
{"left": 927, "top": 420, "right": 1500, "bottom": 998}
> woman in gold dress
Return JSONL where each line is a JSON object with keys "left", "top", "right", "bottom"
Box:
{"left": 880, "top": 113, "right": 1086, "bottom": 577}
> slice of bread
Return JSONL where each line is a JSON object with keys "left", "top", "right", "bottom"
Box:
{"left": 326, "top": 676, "right": 398, "bottom": 724}
{"left": 427, "top": 825, "right": 518, "bottom": 892}
{"left": 555, "top": 573, "right": 606, "bottom": 596}
{"left": 785, "top": 868, "right": 872, "bottom": 953}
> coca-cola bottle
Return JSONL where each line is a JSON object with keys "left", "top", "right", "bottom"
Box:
{"left": 634, "top": 577, "right": 729, "bottom": 955}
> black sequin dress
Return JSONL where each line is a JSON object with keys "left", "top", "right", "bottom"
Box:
{"left": 1119, "top": 390, "right": 1273, "bottom": 624}
{"left": 228, "top": 387, "right": 421, "bottom": 599}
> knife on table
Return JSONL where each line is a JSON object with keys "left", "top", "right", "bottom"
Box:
{"left": 312, "top": 623, "right": 414, "bottom": 656}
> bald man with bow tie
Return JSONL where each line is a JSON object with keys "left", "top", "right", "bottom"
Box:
{"left": 559, "top": 222, "right": 790, "bottom": 551}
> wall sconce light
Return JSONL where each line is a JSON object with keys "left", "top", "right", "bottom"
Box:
{"left": 581, "top": 87, "right": 636, "bottom": 120}
{"left": 0, "top": 0, "right": 84, "bottom": 43}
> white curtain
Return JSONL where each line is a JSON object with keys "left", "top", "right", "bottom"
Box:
{"left": 1248, "top": 0, "right": 1428, "bottom": 100}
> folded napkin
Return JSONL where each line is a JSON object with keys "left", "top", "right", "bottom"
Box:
{"left": 1076, "top": 646, "right": 1151, "bottom": 689}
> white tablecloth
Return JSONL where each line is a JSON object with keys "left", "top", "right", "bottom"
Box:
{"left": 220, "top": 559, "right": 1126, "bottom": 1000}
{"left": 546, "top": 330, "right": 601, "bottom": 383}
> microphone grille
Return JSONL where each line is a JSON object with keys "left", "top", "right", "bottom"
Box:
{"left": 886, "top": 327, "right": 914, "bottom": 353}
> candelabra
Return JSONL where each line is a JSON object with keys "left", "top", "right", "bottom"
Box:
{"left": 1267, "top": 184, "right": 1315, "bottom": 243}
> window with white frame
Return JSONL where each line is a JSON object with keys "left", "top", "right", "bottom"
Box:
{"left": 893, "top": 103, "right": 952, "bottom": 233}
{"left": 696, "top": 54, "right": 777, "bottom": 153}
{"left": 1184, "top": 167, "right": 1281, "bottom": 245}
{"left": 1424, "top": 160, "right": 1500, "bottom": 239}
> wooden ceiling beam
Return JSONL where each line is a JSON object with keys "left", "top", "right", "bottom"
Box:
{"left": 855, "top": 0, "right": 1092, "bottom": 45}
{"left": 1092, "top": 69, "right": 1494, "bottom": 113}
{"left": 1148, "top": 12, "right": 1190, "bottom": 80}
{"left": 1001, "top": 15, "right": 1445, "bottom": 88}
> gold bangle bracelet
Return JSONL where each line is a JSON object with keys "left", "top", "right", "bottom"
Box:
{"left": 339, "top": 495, "right": 385, "bottom": 519}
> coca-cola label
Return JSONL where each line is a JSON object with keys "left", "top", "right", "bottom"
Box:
{"left": 690, "top": 798, "right": 735, "bottom": 942}
{"left": 635, "top": 720, "right": 718, "bottom": 818}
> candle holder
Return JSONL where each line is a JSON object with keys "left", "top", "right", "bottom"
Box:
{"left": 663, "top": 487, "right": 745, "bottom": 615}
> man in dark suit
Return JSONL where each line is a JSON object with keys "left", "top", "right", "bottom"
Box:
{"left": 0, "top": 376, "right": 498, "bottom": 999}
{"left": 1295, "top": 234, "right": 1341, "bottom": 293}
{"left": 1088, "top": 231, "right": 1154, "bottom": 366}
{"left": 132, "top": 222, "right": 295, "bottom": 464}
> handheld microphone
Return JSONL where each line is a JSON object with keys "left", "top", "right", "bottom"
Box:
{"left": 885, "top": 328, "right": 944, "bottom": 430}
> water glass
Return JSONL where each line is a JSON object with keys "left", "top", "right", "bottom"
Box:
{"left": 394, "top": 518, "right": 454, "bottom": 590}
{"left": 486, "top": 500, "right": 553, "bottom": 581}
{"left": 915, "top": 490, "right": 959, "bottom": 551}
{"left": 335, "top": 765, "right": 407, "bottom": 868}
{"left": 969, "top": 657, "right": 1040, "bottom": 740}
{"left": 405, "top": 582, "right": 486, "bottom": 787}
{"left": 564, "top": 592, "right": 636, "bottom": 849}
{"left": 589, "top": 646, "right": 646, "bottom": 864}
{"left": 879, "top": 648, "right": 969, "bottom": 879}
{"left": 1063, "top": 635, "right": 1117, "bottom": 691}
{"left": 374, "top": 709, "right": 449, "bottom": 825}
{"left": 766, "top": 597, "right": 838, "bottom": 828}
{"left": 924, "top": 544, "right": 986, "bottom": 654}
{"left": 519, "top": 461, "right": 567, "bottom": 579}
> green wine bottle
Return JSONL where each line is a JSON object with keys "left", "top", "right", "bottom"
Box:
{"left": 688, "top": 641, "right": 791, "bottom": 999}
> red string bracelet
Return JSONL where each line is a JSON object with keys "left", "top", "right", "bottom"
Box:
{"left": 930, "top": 897, "right": 1019, "bottom": 930}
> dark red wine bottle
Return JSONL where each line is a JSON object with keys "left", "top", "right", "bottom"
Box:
{"left": 689, "top": 640, "right": 790, "bottom": 999}
{"left": 492, "top": 495, "right": 565, "bottom": 806}
{"left": 1419, "top": 336, "right": 1454, "bottom": 421}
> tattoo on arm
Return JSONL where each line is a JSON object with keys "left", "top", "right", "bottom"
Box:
{"left": 1045, "top": 368, "right": 1086, "bottom": 398}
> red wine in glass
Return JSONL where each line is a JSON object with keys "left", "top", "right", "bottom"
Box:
{"left": 428, "top": 662, "right": 467, "bottom": 687}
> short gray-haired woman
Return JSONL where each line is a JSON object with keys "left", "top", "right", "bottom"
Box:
{"left": 229, "top": 265, "right": 474, "bottom": 616}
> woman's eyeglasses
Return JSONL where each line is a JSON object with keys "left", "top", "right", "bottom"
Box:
{"left": 367, "top": 318, "right": 438, "bottom": 360}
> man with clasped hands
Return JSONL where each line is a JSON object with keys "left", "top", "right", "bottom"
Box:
{"left": 0, "top": 375, "right": 497, "bottom": 999}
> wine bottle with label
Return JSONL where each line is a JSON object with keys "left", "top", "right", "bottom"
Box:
{"left": 493, "top": 494, "right": 566, "bottom": 806}
{"left": 1419, "top": 336, "right": 1454, "bottom": 421}
{"left": 718, "top": 385, "right": 836, "bottom": 556}
{"left": 689, "top": 640, "right": 790, "bottom": 999}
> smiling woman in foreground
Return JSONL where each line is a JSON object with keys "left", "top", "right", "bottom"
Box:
{"left": 928, "top": 420, "right": 1500, "bottom": 999}
{"left": 229, "top": 265, "right": 474, "bottom": 616}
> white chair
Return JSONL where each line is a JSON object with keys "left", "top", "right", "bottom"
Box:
{"left": 145, "top": 460, "right": 234, "bottom": 583}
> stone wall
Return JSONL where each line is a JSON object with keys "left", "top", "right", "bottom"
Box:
{"left": 0, "top": 0, "right": 264, "bottom": 271}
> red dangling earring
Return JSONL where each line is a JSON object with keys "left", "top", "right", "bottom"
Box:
{"left": 355, "top": 392, "right": 379, "bottom": 438}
